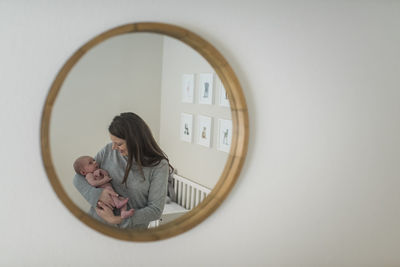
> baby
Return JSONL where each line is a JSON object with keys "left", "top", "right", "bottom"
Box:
{"left": 73, "top": 155, "right": 134, "bottom": 219}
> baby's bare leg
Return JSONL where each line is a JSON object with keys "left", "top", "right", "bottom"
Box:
{"left": 100, "top": 183, "right": 129, "bottom": 209}
{"left": 111, "top": 195, "right": 129, "bottom": 209}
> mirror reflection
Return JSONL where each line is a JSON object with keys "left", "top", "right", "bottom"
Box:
{"left": 50, "top": 33, "right": 232, "bottom": 228}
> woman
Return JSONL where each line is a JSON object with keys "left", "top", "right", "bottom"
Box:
{"left": 73, "top": 112, "right": 173, "bottom": 229}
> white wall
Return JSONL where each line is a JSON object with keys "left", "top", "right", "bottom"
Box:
{"left": 159, "top": 36, "right": 230, "bottom": 189}
{"left": 1, "top": 1, "right": 400, "bottom": 266}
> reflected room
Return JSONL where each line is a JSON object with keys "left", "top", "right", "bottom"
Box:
{"left": 49, "top": 33, "right": 232, "bottom": 228}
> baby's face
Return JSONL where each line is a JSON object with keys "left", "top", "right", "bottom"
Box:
{"left": 81, "top": 157, "right": 99, "bottom": 174}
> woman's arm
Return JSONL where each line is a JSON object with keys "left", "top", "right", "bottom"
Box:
{"left": 121, "top": 161, "right": 169, "bottom": 228}
{"left": 73, "top": 174, "right": 103, "bottom": 207}
{"left": 74, "top": 174, "right": 118, "bottom": 209}
{"left": 96, "top": 160, "right": 169, "bottom": 228}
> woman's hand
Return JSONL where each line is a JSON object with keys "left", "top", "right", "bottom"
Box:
{"left": 98, "top": 187, "right": 118, "bottom": 208}
{"left": 95, "top": 201, "right": 123, "bottom": 225}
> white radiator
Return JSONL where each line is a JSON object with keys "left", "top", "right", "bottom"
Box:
{"left": 149, "top": 173, "right": 211, "bottom": 228}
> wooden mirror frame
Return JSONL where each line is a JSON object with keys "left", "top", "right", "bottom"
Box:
{"left": 41, "top": 22, "right": 249, "bottom": 241}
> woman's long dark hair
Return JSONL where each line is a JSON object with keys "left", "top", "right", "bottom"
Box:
{"left": 109, "top": 112, "right": 173, "bottom": 185}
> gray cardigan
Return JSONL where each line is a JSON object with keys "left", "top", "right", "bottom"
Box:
{"left": 73, "top": 143, "right": 169, "bottom": 229}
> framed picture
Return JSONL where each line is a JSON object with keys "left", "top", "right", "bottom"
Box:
{"left": 180, "top": 113, "right": 193, "bottom": 143}
{"left": 197, "top": 115, "right": 212, "bottom": 147}
{"left": 217, "top": 119, "right": 232, "bottom": 153}
{"left": 182, "top": 74, "right": 194, "bottom": 103}
{"left": 198, "top": 73, "right": 213, "bottom": 105}
{"left": 217, "top": 77, "right": 230, "bottom": 107}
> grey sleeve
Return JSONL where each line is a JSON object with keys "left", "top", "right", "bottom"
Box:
{"left": 73, "top": 174, "right": 103, "bottom": 207}
{"left": 94, "top": 145, "right": 106, "bottom": 165}
{"left": 119, "top": 161, "right": 169, "bottom": 229}
{"left": 72, "top": 146, "right": 107, "bottom": 207}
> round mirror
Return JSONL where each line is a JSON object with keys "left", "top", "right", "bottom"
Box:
{"left": 41, "top": 22, "right": 248, "bottom": 241}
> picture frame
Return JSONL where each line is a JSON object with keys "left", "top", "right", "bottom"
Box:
{"left": 217, "top": 76, "right": 230, "bottom": 107}
{"left": 197, "top": 115, "right": 212, "bottom": 147}
{"left": 198, "top": 73, "right": 213, "bottom": 105}
{"left": 182, "top": 74, "right": 194, "bottom": 103}
{"left": 180, "top": 113, "right": 193, "bottom": 143}
{"left": 217, "top": 119, "right": 232, "bottom": 153}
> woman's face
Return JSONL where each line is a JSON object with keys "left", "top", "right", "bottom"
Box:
{"left": 110, "top": 134, "right": 128, "bottom": 156}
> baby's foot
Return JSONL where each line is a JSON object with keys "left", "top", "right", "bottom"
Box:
{"left": 112, "top": 196, "right": 129, "bottom": 209}
{"left": 121, "top": 208, "right": 135, "bottom": 219}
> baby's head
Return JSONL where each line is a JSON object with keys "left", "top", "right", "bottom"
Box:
{"left": 73, "top": 156, "right": 99, "bottom": 176}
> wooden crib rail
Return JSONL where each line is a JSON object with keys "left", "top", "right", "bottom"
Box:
{"left": 149, "top": 174, "right": 211, "bottom": 228}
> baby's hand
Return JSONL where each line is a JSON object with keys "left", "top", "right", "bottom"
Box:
{"left": 99, "top": 169, "right": 109, "bottom": 177}
{"left": 93, "top": 169, "right": 102, "bottom": 178}
{"left": 104, "top": 176, "right": 112, "bottom": 183}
